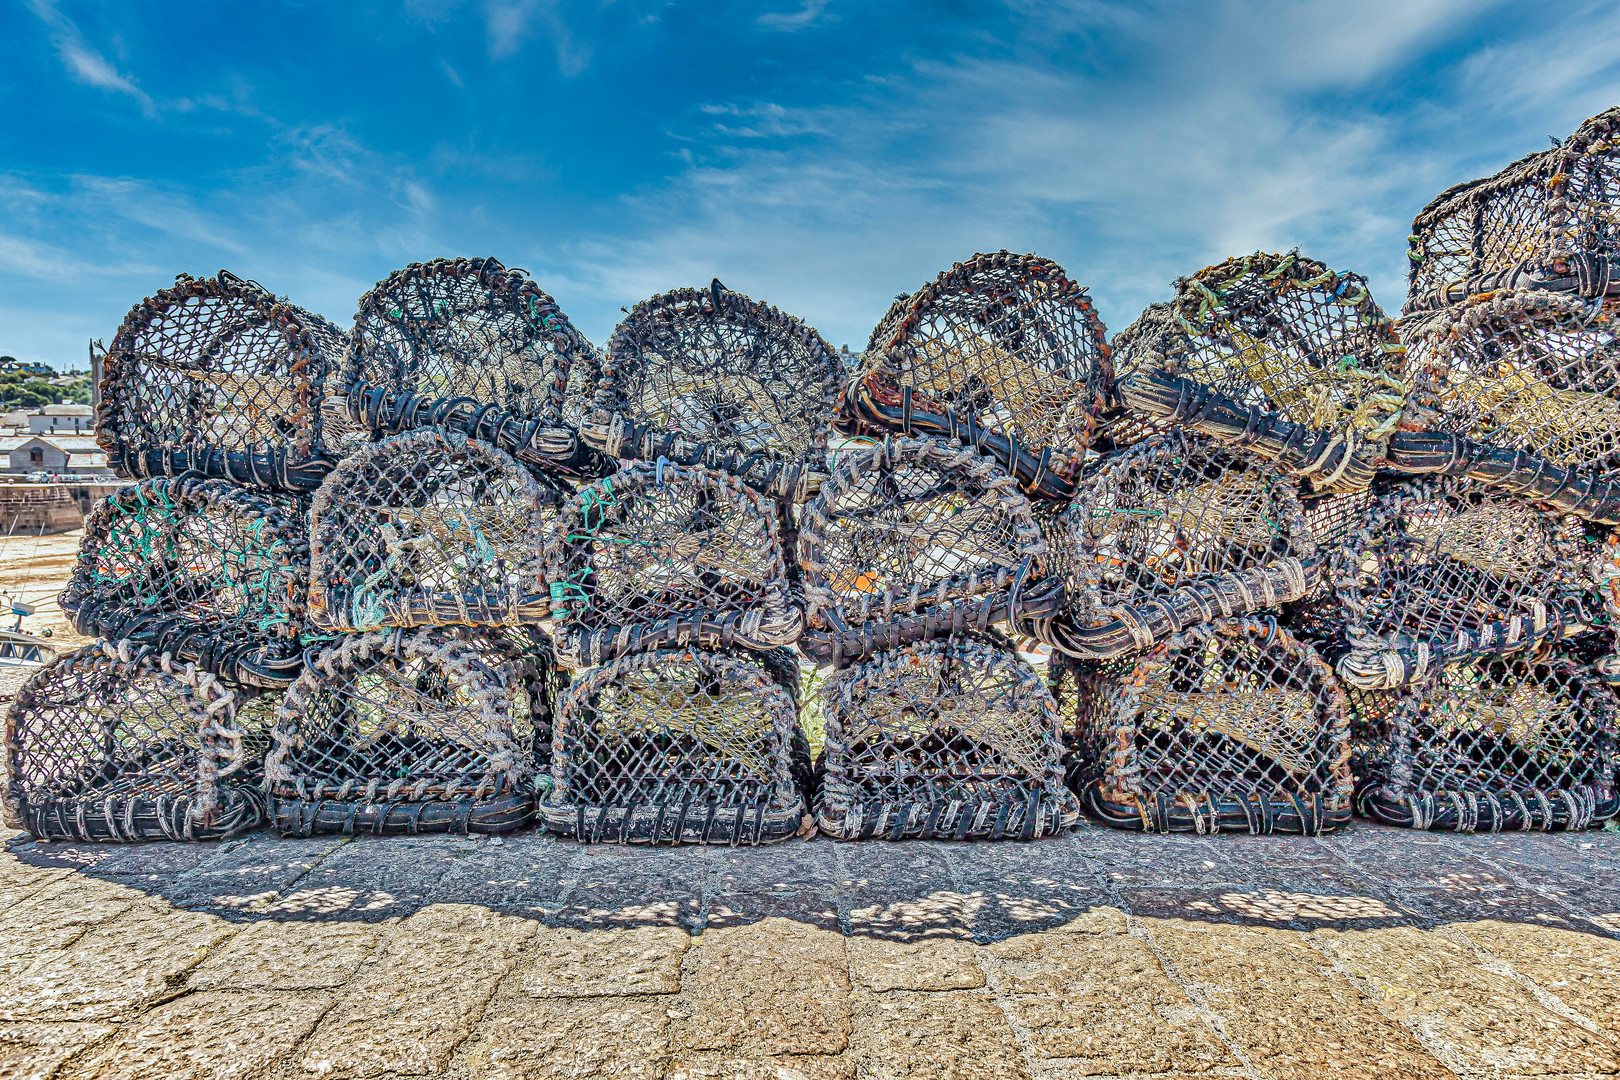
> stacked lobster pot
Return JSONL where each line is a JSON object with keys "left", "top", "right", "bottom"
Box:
{"left": 807, "top": 251, "right": 1114, "bottom": 840}
{"left": 538, "top": 283, "right": 843, "bottom": 844}
{"left": 6, "top": 271, "right": 354, "bottom": 840}
{"left": 270, "top": 258, "right": 582, "bottom": 837}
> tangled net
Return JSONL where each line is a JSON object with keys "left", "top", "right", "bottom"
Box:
{"left": 344, "top": 256, "right": 612, "bottom": 478}
{"left": 4, "top": 642, "right": 263, "bottom": 841}
{"left": 816, "top": 634, "right": 1078, "bottom": 840}
{"left": 267, "top": 629, "right": 546, "bottom": 835}
{"left": 840, "top": 252, "right": 1114, "bottom": 500}
{"left": 59, "top": 476, "right": 309, "bottom": 688}
{"left": 1400, "top": 290, "right": 1620, "bottom": 470}
{"left": 1067, "top": 618, "right": 1352, "bottom": 834}
{"left": 546, "top": 461, "right": 802, "bottom": 666}
{"left": 1407, "top": 106, "right": 1620, "bottom": 311}
{"left": 1351, "top": 654, "right": 1617, "bottom": 831}
{"left": 583, "top": 281, "right": 844, "bottom": 499}
{"left": 1033, "top": 433, "right": 1318, "bottom": 659}
{"left": 98, "top": 271, "right": 351, "bottom": 490}
{"left": 1331, "top": 477, "right": 1594, "bottom": 690}
{"left": 308, "top": 429, "right": 557, "bottom": 631}
{"left": 796, "top": 436, "right": 1058, "bottom": 665}
{"left": 1113, "top": 252, "right": 1410, "bottom": 494}
{"left": 539, "top": 647, "right": 809, "bottom": 844}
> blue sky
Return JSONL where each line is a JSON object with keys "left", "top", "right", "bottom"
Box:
{"left": 3, "top": 1, "right": 1619, "bottom": 369}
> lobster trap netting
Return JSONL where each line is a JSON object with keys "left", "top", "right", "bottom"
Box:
{"left": 1070, "top": 618, "right": 1352, "bottom": 834}
{"left": 344, "top": 256, "right": 611, "bottom": 477}
{"left": 816, "top": 634, "right": 1079, "bottom": 840}
{"left": 3, "top": 642, "right": 263, "bottom": 841}
{"left": 1350, "top": 655, "right": 1618, "bottom": 831}
{"left": 1331, "top": 477, "right": 1595, "bottom": 690}
{"left": 98, "top": 271, "right": 353, "bottom": 490}
{"left": 584, "top": 281, "right": 844, "bottom": 498}
{"left": 1056, "top": 432, "right": 1317, "bottom": 642}
{"left": 1399, "top": 289, "right": 1620, "bottom": 470}
{"left": 266, "top": 628, "right": 540, "bottom": 836}
{"left": 841, "top": 252, "right": 1114, "bottom": 500}
{"left": 1112, "top": 252, "right": 1410, "bottom": 493}
{"left": 539, "top": 647, "right": 809, "bottom": 844}
{"left": 58, "top": 476, "right": 310, "bottom": 688}
{"left": 796, "top": 436, "right": 1056, "bottom": 665}
{"left": 308, "top": 428, "right": 556, "bottom": 631}
{"left": 546, "top": 460, "right": 801, "bottom": 665}
{"left": 1407, "top": 106, "right": 1620, "bottom": 310}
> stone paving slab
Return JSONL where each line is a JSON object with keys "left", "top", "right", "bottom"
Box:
{"left": 6, "top": 819, "right": 1620, "bottom": 1077}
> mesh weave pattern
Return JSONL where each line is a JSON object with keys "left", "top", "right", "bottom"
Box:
{"left": 1407, "top": 106, "right": 1620, "bottom": 310}
{"left": 1069, "top": 618, "right": 1352, "bottom": 834}
{"left": 1400, "top": 290, "right": 1620, "bottom": 470}
{"left": 584, "top": 282, "right": 843, "bottom": 498}
{"left": 4, "top": 641, "right": 261, "bottom": 841}
{"left": 1351, "top": 655, "right": 1618, "bottom": 831}
{"left": 841, "top": 252, "right": 1113, "bottom": 500}
{"left": 308, "top": 429, "right": 555, "bottom": 631}
{"left": 815, "top": 635, "right": 1079, "bottom": 840}
{"left": 797, "top": 436, "right": 1056, "bottom": 665}
{"left": 266, "top": 629, "right": 541, "bottom": 835}
{"left": 59, "top": 476, "right": 309, "bottom": 688}
{"left": 540, "top": 647, "right": 809, "bottom": 844}
{"left": 98, "top": 271, "right": 351, "bottom": 490}
{"left": 546, "top": 461, "right": 801, "bottom": 665}
{"left": 1331, "top": 478, "right": 1594, "bottom": 690}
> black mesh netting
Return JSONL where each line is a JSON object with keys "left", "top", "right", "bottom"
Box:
{"left": 4, "top": 641, "right": 265, "bottom": 841}
{"left": 839, "top": 251, "right": 1114, "bottom": 500}
{"left": 1406, "top": 106, "right": 1620, "bottom": 312}
{"left": 539, "top": 647, "right": 810, "bottom": 844}
{"left": 344, "top": 256, "right": 612, "bottom": 478}
{"left": 815, "top": 634, "right": 1079, "bottom": 840}
{"left": 1400, "top": 290, "right": 1620, "bottom": 471}
{"left": 308, "top": 428, "right": 558, "bottom": 631}
{"left": 1350, "top": 654, "right": 1618, "bottom": 831}
{"left": 58, "top": 476, "right": 309, "bottom": 688}
{"left": 98, "top": 271, "right": 354, "bottom": 490}
{"left": 1068, "top": 618, "right": 1352, "bottom": 834}
{"left": 1331, "top": 477, "right": 1597, "bottom": 690}
{"left": 1031, "top": 432, "right": 1318, "bottom": 660}
{"left": 582, "top": 281, "right": 844, "bottom": 499}
{"left": 266, "top": 628, "right": 551, "bottom": 835}
{"left": 546, "top": 460, "right": 801, "bottom": 666}
{"left": 796, "top": 436, "right": 1058, "bottom": 665}
{"left": 1112, "top": 252, "right": 1410, "bottom": 495}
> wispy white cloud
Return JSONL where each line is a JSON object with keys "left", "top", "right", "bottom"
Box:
{"left": 25, "top": 0, "right": 156, "bottom": 117}
{"left": 757, "top": 0, "right": 832, "bottom": 32}
{"left": 482, "top": 0, "right": 590, "bottom": 73}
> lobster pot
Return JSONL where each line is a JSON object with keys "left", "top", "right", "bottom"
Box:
{"left": 816, "top": 635, "right": 1079, "bottom": 840}
{"left": 1407, "top": 106, "right": 1620, "bottom": 310}
{"left": 1070, "top": 618, "right": 1352, "bottom": 835}
{"left": 308, "top": 429, "right": 555, "bottom": 631}
{"left": 344, "top": 256, "right": 610, "bottom": 477}
{"left": 797, "top": 436, "right": 1055, "bottom": 666}
{"left": 266, "top": 629, "right": 542, "bottom": 836}
{"left": 583, "top": 282, "right": 844, "bottom": 498}
{"left": 1400, "top": 290, "right": 1620, "bottom": 471}
{"left": 3, "top": 642, "right": 263, "bottom": 841}
{"left": 1112, "top": 252, "right": 1407, "bottom": 494}
{"left": 539, "top": 647, "right": 809, "bottom": 845}
{"left": 97, "top": 272, "right": 354, "bottom": 490}
{"left": 59, "top": 477, "right": 310, "bottom": 688}
{"left": 1331, "top": 477, "right": 1592, "bottom": 690}
{"left": 1350, "top": 655, "right": 1618, "bottom": 831}
{"left": 841, "top": 252, "right": 1113, "bottom": 500}
{"left": 546, "top": 461, "right": 801, "bottom": 665}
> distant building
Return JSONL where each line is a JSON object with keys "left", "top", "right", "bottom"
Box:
{"left": 0, "top": 434, "right": 111, "bottom": 476}
{"left": 26, "top": 403, "right": 94, "bottom": 435}
{"left": 0, "top": 357, "right": 54, "bottom": 378}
